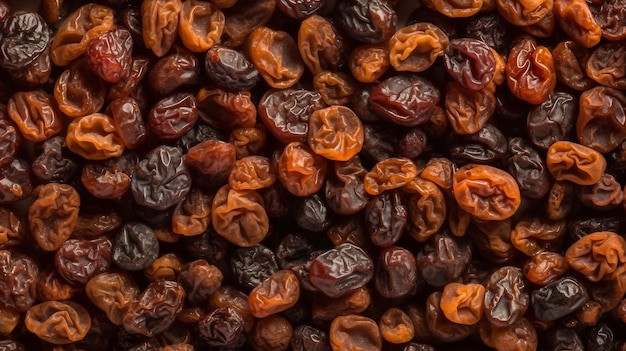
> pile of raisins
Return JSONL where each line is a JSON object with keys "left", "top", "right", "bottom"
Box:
{"left": 1, "top": 0, "right": 626, "bottom": 350}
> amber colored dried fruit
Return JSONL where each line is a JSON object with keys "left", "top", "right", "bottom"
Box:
{"left": 577, "top": 300, "right": 602, "bottom": 326}
{"left": 553, "top": 0, "right": 601, "bottom": 48}
{"left": 7, "top": 90, "right": 61, "bottom": 142}
{"left": 566, "top": 231, "right": 626, "bottom": 282}
{"left": 314, "top": 71, "right": 358, "bottom": 106}
{"left": 65, "top": 113, "right": 125, "bottom": 161}
{"left": 141, "top": 0, "right": 182, "bottom": 57}
{"left": 25, "top": 301, "right": 91, "bottom": 345}
{"left": 248, "top": 26, "right": 304, "bottom": 89}
{"left": 445, "top": 81, "right": 496, "bottom": 135}
{"left": 38, "top": 0, "right": 64, "bottom": 24}
{"left": 349, "top": 44, "right": 389, "bottom": 83}
{"left": 490, "top": 317, "right": 538, "bottom": 351}
{"left": 586, "top": 42, "right": 626, "bottom": 89}
{"left": 388, "top": 22, "right": 449, "bottom": 73}
{"left": 330, "top": 315, "right": 382, "bottom": 351}
{"left": 154, "top": 227, "right": 182, "bottom": 244}
{"left": 510, "top": 217, "right": 566, "bottom": 256}
{"left": 364, "top": 158, "right": 418, "bottom": 196}
{"left": 552, "top": 40, "right": 595, "bottom": 91}
{"left": 491, "top": 48, "right": 507, "bottom": 84}
{"left": 506, "top": 38, "right": 556, "bottom": 105}
{"left": 178, "top": 0, "right": 224, "bottom": 52}
{"left": 523, "top": 251, "right": 569, "bottom": 285}
{"left": 379, "top": 308, "right": 414, "bottom": 344}
{"left": 576, "top": 86, "right": 626, "bottom": 153}
{"left": 0, "top": 208, "right": 24, "bottom": 248}
{"left": 144, "top": 253, "right": 184, "bottom": 282}
{"left": 403, "top": 177, "right": 446, "bottom": 242}
{"left": 161, "top": 344, "right": 194, "bottom": 351}
{"left": 496, "top": 0, "right": 552, "bottom": 26}
{"left": 251, "top": 314, "right": 293, "bottom": 351}
{"left": 298, "top": 14, "right": 346, "bottom": 75}
{"left": 420, "top": 157, "right": 455, "bottom": 195}
{"left": 425, "top": 291, "right": 474, "bottom": 341}
{"left": 80, "top": 155, "right": 136, "bottom": 200}
{"left": 312, "top": 286, "right": 371, "bottom": 323}
{"left": 49, "top": 3, "right": 115, "bottom": 66}
{"left": 278, "top": 142, "right": 329, "bottom": 197}
{"left": 54, "top": 59, "right": 106, "bottom": 118}
{"left": 546, "top": 181, "right": 574, "bottom": 221}
{"left": 211, "top": 184, "right": 269, "bottom": 247}
{"left": 172, "top": 188, "right": 212, "bottom": 236}
{"left": 230, "top": 127, "right": 267, "bottom": 159}
{"left": 229, "top": 156, "right": 275, "bottom": 191}
{"left": 308, "top": 106, "right": 364, "bottom": 161}
{"left": 448, "top": 202, "right": 471, "bottom": 238}
{"left": 186, "top": 139, "right": 236, "bottom": 189}
{"left": 86, "top": 272, "right": 139, "bottom": 325}
{"left": 452, "top": 164, "right": 521, "bottom": 221}
{"left": 546, "top": 141, "right": 607, "bottom": 185}
{"left": 248, "top": 270, "right": 301, "bottom": 318}
{"left": 28, "top": 183, "right": 80, "bottom": 251}
{"left": 423, "top": 0, "right": 482, "bottom": 17}
{"left": 440, "top": 282, "right": 485, "bottom": 326}
{"left": 0, "top": 305, "right": 19, "bottom": 335}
